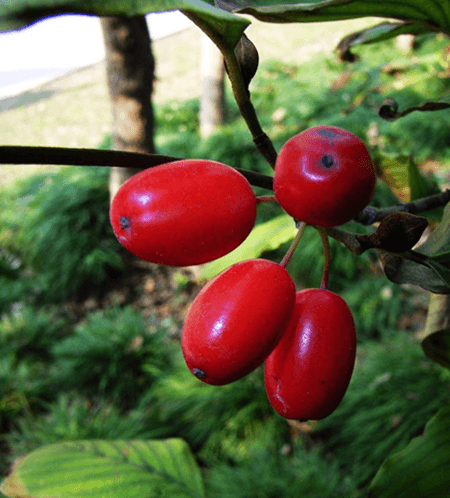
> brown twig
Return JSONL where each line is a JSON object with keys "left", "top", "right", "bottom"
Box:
{"left": 355, "top": 190, "right": 450, "bottom": 225}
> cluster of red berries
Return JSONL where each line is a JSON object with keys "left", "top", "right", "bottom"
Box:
{"left": 110, "top": 125, "right": 377, "bottom": 421}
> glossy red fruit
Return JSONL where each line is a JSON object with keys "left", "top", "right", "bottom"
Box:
{"left": 110, "top": 159, "right": 257, "bottom": 266}
{"left": 274, "top": 125, "right": 376, "bottom": 227}
{"left": 182, "top": 259, "right": 296, "bottom": 385}
{"left": 264, "top": 289, "right": 356, "bottom": 421}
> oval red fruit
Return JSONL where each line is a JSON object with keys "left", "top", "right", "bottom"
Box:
{"left": 182, "top": 259, "right": 296, "bottom": 385}
{"left": 274, "top": 125, "right": 376, "bottom": 227}
{"left": 110, "top": 159, "right": 257, "bottom": 266}
{"left": 264, "top": 288, "right": 356, "bottom": 420}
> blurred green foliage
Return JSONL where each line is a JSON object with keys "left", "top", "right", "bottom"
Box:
{"left": 156, "top": 32, "right": 450, "bottom": 173}
{"left": 0, "top": 306, "right": 71, "bottom": 431}
{"left": 314, "top": 334, "right": 450, "bottom": 490}
{"left": 204, "top": 443, "right": 354, "bottom": 498}
{"left": 5, "top": 393, "right": 155, "bottom": 462}
{"left": 0, "top": 305, "right": 69, "bottom": 363}
{"left": 0, "top": 166, "right": 123, "bottom": 305}
{"left": 51, "top": 306, "right": 176, "bottom": 408}
{"left": 139, "top": 351, "right": 287, "bottom": 462}
{"left": 342, "top": 277, "right": 414, "bottom": 341}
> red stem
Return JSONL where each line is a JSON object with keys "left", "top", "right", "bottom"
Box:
{"left": 256, "top": 195, "right": 277, "bottom": 204}
{"left": 317, "top": 227, "right": 331, "bottom": 289}
{"left": 280, "top": 222, "right": 307, "bottom": 268}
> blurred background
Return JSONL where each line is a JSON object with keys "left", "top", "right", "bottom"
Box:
{"left": 0, "top": 11, "right": 191, "bottom": 98}
{"left": 0, "top": 10, "right": 450, "bottom": 497}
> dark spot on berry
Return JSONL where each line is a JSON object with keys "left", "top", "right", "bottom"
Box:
{"left": 317, "top": 129, "right": 339, "bottom": 139}
{"left": 193, "top": 368, "right": 206, "bottom": 379}
{"left": 120, "top": 217, "right": 131, "bottom": 230}
{"left": 321, "top": 155, "right": 334, "bottom": 169}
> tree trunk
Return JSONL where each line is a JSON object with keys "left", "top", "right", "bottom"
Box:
{"left": 200, "top": 33, "right": 225, "bottom": 138}
{"left": 101, "top": 16, "right": 156, "bottom": 199}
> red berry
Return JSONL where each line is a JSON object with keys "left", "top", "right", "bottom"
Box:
{"left": 274, "top": 125, "right": 376, "bottom": 227}
{"left": 182, "top": 259, "right": 296, "bottom": 385}
{"left": 110, "top": 159, "right": 257, "bottom": 266}
{"left": 264, "top": 289, "right": 356, "bottom": 420}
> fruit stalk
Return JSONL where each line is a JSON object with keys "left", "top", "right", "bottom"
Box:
{"left": 256, "top": 195, "right": 277, "bottom": 204}
{"left": 317, "top": 226, "right": 331, "bottom": 289}
{"left": 280, "top": 222, "right": 307, "bottom": 268}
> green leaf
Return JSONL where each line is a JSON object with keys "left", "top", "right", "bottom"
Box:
{"left": 227, "top": 0, "right": 450, "bottom": 36}
{"left": 0, "top": 439, "right": 205, "bottom": 498}
{"left": 420, "top": 202, "right": 450, "bottom": 257}
{"left": 425, "top": 258, "right": 450, "bottom": 289}
{"left": 379, "top": 92, "right": 450, "bottom": 121}
{"left": 336, "top": 21, "right": 431, "bottom": 58}
{"left": 379, "top": 155, "right": 435, "bottom": 203}
{"left": 382, "top": 203, "right": 450, "bottom": 293}
{"left": 198, "top": 214, "right": 296, "bottom": 280}
{"left": 422, "top": 328, "right": 450, "bottom": 370}
{"left": 407, "top": 160, "right": 440, "bottom": 203}
{"left": 379, "top": 155, "right": 413, "bottom": 203}
{"left": 382, "top": 252, "right": 450, "bottom": 294}
{"left": 429, "top": 252, "right": 450, "bottom": 264}
{"left": 369, "top": 406, "right": 450, "bottom": 498}
{"left": 0, "top": 1, "right": 249, "bottom": 49}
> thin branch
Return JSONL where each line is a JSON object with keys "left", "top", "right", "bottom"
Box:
{"left": 0, "top": 145, "right": 274, "bottom": 191}
{"left": 326, "top": 227, "right": 371, "bottom": 255}
{"left": 180, "top": 9, "right": 278, "bottom": 168}
{"left": 355, "top": 190, "right": 450, "bottom": 224}
{"left": 3, "top": 145, "right": 450, "bottom": 229}
{"left": 0, "top": 145, "right": 176, "bottom": 169}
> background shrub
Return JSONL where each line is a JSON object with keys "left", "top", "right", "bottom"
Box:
{"left": 0, "top": 166, "right": 124, "bottom": 305}
{"left": 313, "top": 334, "right": 450, "bottom": 489}
{"left": 51, "top": 306, "right": 176, "bottom": 408}
{"left": 204, "top": 443, "right": 354, "bottom": 498}
{"left": 5, "top": 393, "right": 155, "bottom": 462}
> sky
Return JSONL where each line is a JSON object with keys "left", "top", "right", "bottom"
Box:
{"left": 0, "top": 11, "right": 192, "bottom": 98}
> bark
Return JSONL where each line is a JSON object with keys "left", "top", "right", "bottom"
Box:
{"left": 200, "top": 33, "right": 225, "bottom": 138}
{"left": 101, "top": 16, "right": 156, "bottom": 199}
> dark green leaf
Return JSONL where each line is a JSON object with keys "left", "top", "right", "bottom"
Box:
{"left": 425, "top": 258, "right": 450, "bottom": 289}
{"left": 383, "top": 203, "right": 450, "bottom": 293}
{"left": 0, "top": 1, "right": 249, "bottom": 49}
{"left": 336, "top": 21, "right": 431, "bottom": 59}
{"left": 379, "top": 92, "right": 450, "bottom": 121}
{"left": 369, "top": 406, "right": 450, "bottom": 498}
{"left": 0, "top": 439, "right": 205, "bottom": 498}
{"left": 422, "top": 328, "right": 450, "bottom": 369}
{"left": 381, "top": 251, "right": 450, "bottom": 294}
{"left": 230, "top": 0, "right": 450, "bottom": 37}
{"left": 429, "top": 252, "right": 450, "bottom": 264}
{"left": 407, "top": 157, "right": 440, "bottom": 202}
